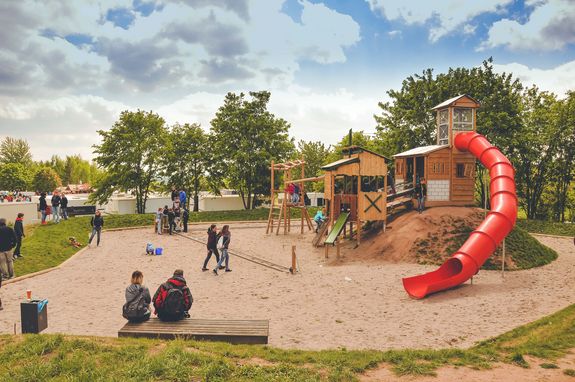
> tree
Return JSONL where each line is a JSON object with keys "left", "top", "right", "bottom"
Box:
{"left": 513, "top": 87, "right": 562, "bottom": 220}
{"left": 33, "top": 167, "right": 62, "bottom": 192}
{"left": 325, "top": 130, "right": 382, "bottom": 164}
{"left": 0, "top": 137, "right": 33, "bottom": 166}
{"left": 162, "top": 123, "right": 211, "bottom": 211}
{"left": 91, "top": 110, "right": 167, "bottom": 213}
{"left": 210, "top": 91, "right": 294, "bottom": 209}
{"left": 295, "top": 140, "right": 331, "bottom": 192}
{"left": 0, "top": 163, "right": 31, "bottom": 191}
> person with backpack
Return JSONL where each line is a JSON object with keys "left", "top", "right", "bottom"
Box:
{"left": 51, "top": 191, "right": 61, "bottom": 223}
{"left": 213, "top": 225, "right": 232, "bottom": 275}
{"left": 123, "top": 270, "right": 152, "bottom": 322}
{"left": 13, "top": 213, "right": 25, "bottom": 259}
{"left": 202, "top": 224, "right": 220, "bottom": 271}
{"left": 153, "top": 269, "right": 193, "bottom": 321}
{"left": 39, "top": 192, "right": 47, "bottom": 225}
{"left": 88, "top": 211, "right": 104, "bottom": 246}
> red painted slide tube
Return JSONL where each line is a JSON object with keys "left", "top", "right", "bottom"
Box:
{"left": 402, "top": 132, "right": 517, "bottom": 299}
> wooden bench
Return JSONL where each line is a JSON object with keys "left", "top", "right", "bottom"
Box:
{"left": 118, "top": 318, "right": 269, "bottom": 345}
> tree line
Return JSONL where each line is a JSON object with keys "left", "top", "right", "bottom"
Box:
{"left": 0, "top": 137, "right": 102, "bottom": 193}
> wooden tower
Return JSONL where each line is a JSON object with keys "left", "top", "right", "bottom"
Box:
{"left": 266, "top": 159, "right": 314, "bottom": 235}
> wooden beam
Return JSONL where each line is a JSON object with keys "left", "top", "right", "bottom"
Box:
{"left": 283, "top": 175, "right": 325, "bottom": 184}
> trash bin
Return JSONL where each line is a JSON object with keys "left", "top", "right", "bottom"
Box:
{"left": 21, "top": 299, "right": 48, "bottom": 334}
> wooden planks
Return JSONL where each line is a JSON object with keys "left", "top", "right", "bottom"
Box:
{"left": 118, "top": 318, "right": 269, "bottom": 345}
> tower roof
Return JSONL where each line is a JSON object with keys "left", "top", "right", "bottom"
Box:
{"left": 431, "top": 94, "right": 480, "bottom": 110}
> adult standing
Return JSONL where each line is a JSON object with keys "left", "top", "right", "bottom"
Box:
{"left": 13, "top": 213, "right": 25, "bottom": 259}
{"left": 182, "top": 207, "right": 189, "bottom": 233}
{"left": 89, "top": 211, "right": 104, "bottom": 247}
{"left": 51, "top": 191, "right": 61, "bottom": 223}
{"left": 171, "top": 186, "right": 178, "bottom": 202}
{"left": 60, "top": 193, "right": 69, "bottom": 220}
{"left": 213, "top": 225, "right": 232, "bottom": 275}
{"left": 179, "top": 189, "right": 186, "bottom": 207}
{"left": 414, "top": 179, "right": 427, "bottom": 214}
{"left": 0, "top": 218, "right": 17, "bottom": 280}
{"left": 202, "top": 224, "right": 220, "bottom": 271}
{"left": 39, "top": 192, "right": 47, "bottom": 225}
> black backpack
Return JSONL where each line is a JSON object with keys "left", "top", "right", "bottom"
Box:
{"left": 162, "top": 283, "right": 185, "bottom": 316}
{"left": 122, "top": 288, "right": 147, "bottom": 320}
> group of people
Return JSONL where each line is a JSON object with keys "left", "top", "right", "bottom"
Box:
{"left": 0, "top": 192, "right": 32, "bottom": 203}
{"left": 123, "top": 269, "right": 193, "bottom": 322}
{"left": 202, "top": 224, "right": 232, "bottom": 274}
{"left": 38, "top": 191, "right": 69, "bottom": 224}
{"left": 155, "top": 188, "right": 189, "bottom": 235}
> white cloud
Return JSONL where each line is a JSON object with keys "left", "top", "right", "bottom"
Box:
{"left": 493, "top": 60, "right": 575, "bottom": 97}
{"left": 480, "top": 0, "right": 575, "bottom": 51}
{"left": 366, "top": 0, "right": 511, "bottom": 42}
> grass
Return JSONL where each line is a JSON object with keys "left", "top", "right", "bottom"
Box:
{"left": 517, "top": 219, "right": 575, "bottom": 237}
{"left": 12, "top": 208, "right": 317, "bottom": 278}
{"left": 0, "top": 303, "right": 573, "bottom": 380}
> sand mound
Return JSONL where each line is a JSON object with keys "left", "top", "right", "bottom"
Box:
{"left": 337, "top": 206, "right": 484, "bottom": 264}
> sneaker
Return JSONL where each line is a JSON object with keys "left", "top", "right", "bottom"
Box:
{"left": 201, "top": 268, "right": 208, "bottom": 272}
{"left": 213, "top": 269, "right": 218, "bottom": 276}
{"left": 0, "top": 306, "right": 3, "bottom": 311}
{"left": 218, "top": 266, "right": 225, "bottom": 270}
{"left": 225, "top": 269, "right": 232, "bottom": 272}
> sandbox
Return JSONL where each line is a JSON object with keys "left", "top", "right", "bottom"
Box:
{"left": 0, "top": 222, "right": 573, "bottom": 350}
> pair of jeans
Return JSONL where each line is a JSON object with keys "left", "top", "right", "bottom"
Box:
{"left": 13, "top": 237, "right": 22, "bottom": 257}
{"left": 61, "top": 207, "right": 68, "bottom": 220}
{"left": 215, "top": 248, "right": 230, "bottom": 271}
{"left": 417, "top": 196, "right": 425, "bottom": 213}
{"left": 292, "top": 193, "right": 300, "bottom": 203}
{"left": 41, "top": 210, "right": 47, "bottom": 224}
{"left": 0, "top": 251, "right": 14, "bottom": 278}
{"left": 52, "top": 206, "right": 60, "bottom": 223}
{"left": 89, "top": 227, "right": 101, "bottom": 246}
{"left": 203, "top": 247, "right": 220, "bottom": 269}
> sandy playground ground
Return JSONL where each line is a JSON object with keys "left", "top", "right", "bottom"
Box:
{"left": 0, "top": 218, "right": 574, "bottom": 351}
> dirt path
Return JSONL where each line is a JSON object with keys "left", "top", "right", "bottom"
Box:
{"left": 0, "top": 224, "right": 573, "bottom": 350}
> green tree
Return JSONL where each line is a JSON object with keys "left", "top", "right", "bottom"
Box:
{"left": 162, "top": 123, "right": 210, "bottom": 211}
{"left": 0, "top": 137, "right": 33, "bottom": 165}
{"left": 295, "top": 140, "right": 331, "bottom": 192}
{"left": 513, "top": 87, "right": 562, "bottom": 220}
{"left": 33, "top": 167, "right": 62, "bottom": 192}
{"left": 91, "top": 110, "right": 167, "bottom": 213}
{"left": 210, "top": 91, "right": 294, "bottom": 209}
{"left": 325, "top": 130, "right": 381, "bottom": 164}
{"left": 0, "top": 163, "right": 32, "bottom": 191}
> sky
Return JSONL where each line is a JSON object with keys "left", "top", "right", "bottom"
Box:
{"left": 1, "top": 0, "right": 574, "bottom": 160}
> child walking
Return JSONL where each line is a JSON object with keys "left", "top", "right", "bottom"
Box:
{"left": 213, "top": 225, "right": 231, "bottom": 275}
{"left": 202, "top": 224, "right": 220, "bottom": 271}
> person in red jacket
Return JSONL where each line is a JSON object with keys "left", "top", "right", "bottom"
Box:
{"left": 152, "top": 269, "right": 193, "bottom": 321}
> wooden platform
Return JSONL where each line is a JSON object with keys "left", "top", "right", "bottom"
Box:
{"left": 118, "top": 318, "right": 269, "bottom": 345}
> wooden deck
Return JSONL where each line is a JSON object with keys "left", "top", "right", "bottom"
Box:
{"left": 118, "top": 318, "right": 269, "bottom": 345}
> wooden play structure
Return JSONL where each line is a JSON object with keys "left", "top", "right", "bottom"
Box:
{"left": 321, "top": 146, "right": 390, "bottom": 246}
{"left": 266, "top": 159, "right": 317, "bottom": 235}
{"left": 394, "top": 95, "right": 479, "bottom": 206}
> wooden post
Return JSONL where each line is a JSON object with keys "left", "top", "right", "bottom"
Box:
{"left": 325, "top": 245, "right": 329, "bottom": 258}
{"left": 291, "top": 245, "right": 297, "bottom": 274}
{"left": 501, "top": 238, "right": 506, "bottom": 278}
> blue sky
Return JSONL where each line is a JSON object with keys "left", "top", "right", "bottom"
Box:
{"left": 0, "top": 0, "right": 574, "bottom": 160}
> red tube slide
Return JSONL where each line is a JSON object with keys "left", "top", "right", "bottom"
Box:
{"left": 402, "top": 132, "right": 517, "bottom": 299}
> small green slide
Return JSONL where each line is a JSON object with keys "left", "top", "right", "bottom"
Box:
{"left": 324, "top": 212, "right": 350, "bottom": 245}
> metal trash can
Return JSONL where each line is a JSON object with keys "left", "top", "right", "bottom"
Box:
{"left": 21, "top": 299, "right": 48, "bottom": 334}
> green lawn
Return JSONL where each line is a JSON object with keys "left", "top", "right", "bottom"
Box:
{"left": 517, "top": 219, "right": 575, "bottom": 237}
{"left": 0, "top": 303, "right": 573, "bottom": 381}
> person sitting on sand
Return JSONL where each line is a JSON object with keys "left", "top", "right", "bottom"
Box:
{"left": 123, "top": 270, "right": 152, "bottom": 322}
{"left": 202, "top": 224, "right": 220, "bottom": 271}
{"left": 146, "top": 243, "right": 155, "bottom": 255}
{"left": 153, "top": 269, "right": 193, "bottom": 322}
